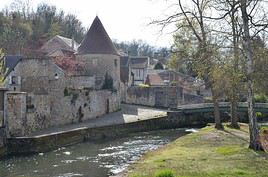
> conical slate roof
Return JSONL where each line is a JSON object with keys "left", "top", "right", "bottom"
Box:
{"left": 77, "top": 16, "right": 118, "bottom": 55}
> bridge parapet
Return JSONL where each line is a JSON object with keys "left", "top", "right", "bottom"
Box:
{"left": 176, "top": 102, "right": 268, "bottom": 113}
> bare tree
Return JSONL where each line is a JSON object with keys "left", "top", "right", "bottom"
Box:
{"left": 207, "top": 0, "right": 267, "bottom": 150}
{"left": 240, "top": 0, "right": 266, "bottom": 150}
{"left": 152, "top": 0, "right": 224, "bottom": 129}
{"left": 212, "top": 0, "right": 242, "bottom": 128}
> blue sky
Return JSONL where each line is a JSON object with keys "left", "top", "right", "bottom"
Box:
{"left": 1, "top": 0, "right": 176, "bottom": 47}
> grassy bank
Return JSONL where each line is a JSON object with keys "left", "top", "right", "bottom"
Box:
{"left": 127, "top": 123, "right": 268, "bottom": 177}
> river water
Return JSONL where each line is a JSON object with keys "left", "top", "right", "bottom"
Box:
{"left": 0, "top": 128, "right": 190, "bottom": 177}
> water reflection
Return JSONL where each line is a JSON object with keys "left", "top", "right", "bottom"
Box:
{"left": 0, "top": 128, "right": 191, "bottom": 177}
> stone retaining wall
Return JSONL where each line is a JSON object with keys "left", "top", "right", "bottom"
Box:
{"left": 7, "top": 111, "right": 230, "bottom": 155}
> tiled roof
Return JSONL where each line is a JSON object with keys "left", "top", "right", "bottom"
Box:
{"left": 146, "top": 69, "right": 196, "bottom": 87}
{"left": 40, "top": 35, "right": 79, "bottom": 55}
{"left": 4, "top": 55, "right": 22, "bottom": 77}
{"left": 56, "top": 35, "right": 79, "bottom": 51}
{"left": 129, "top": 56, "right": 148, "bottom": 68}
{"left": 77, "top": 16, "right": 118, "bottom": 55}
{"left": 145, "top": 73, "right": 165, "bottom": 86}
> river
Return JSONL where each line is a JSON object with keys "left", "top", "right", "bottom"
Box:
{"left": 0, "top": 128, "right": 191, "bottom": 177}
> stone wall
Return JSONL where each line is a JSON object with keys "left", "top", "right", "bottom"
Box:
{"left": 4, "top": 92, "right": 27, "bottom": 137}
{"left": 183, "top": 93, "right": 204, "bottom": 104}
{"left": 76, "top": 54, "right": 120, "bottom": 91}
{"left": 126, "top": 86, "right": 185, "bottom": 108}
{"left": 126, "top": 86, "right": 204, "bottom": 108}
{"left": 126, "top": 86, "right": 155, "bottom": 106}
{"left": 6, "top": 110, "right": 229, "bottom": 154}
{"left": 4, "top": 57, "right": 121, "bottom": 137}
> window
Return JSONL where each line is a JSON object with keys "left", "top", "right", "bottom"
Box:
{"left": 92, "top": 59, "right": 98, "bottom": 66}
{"left": 12, "top": 76, "right": 16, "bottom": 84}
{"left": 26, "top": 95, "right": 35, "bottom": 112}
{"left": 9, "top": 76, "right": 17, "bottom": 85}
{"left": 54, "top": 73, "right": 59, "bottom": 80}
{"left": 114, "top": 59, "right": 118, "bottom": 67}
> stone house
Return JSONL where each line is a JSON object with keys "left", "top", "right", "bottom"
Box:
{"left": 129, "top": 56, "right": 149, "bottom": 85}
{"left": 3, "top": 16, "right": 121, "bottom": 137}
{"left": 40, "top": 35, "right": 79, "bottom": 57}
{"left": 125, "top": 69, "right": 204, "bottom": 108}
{"left": 145, "top": 69, "right": 197, "bottom": 94}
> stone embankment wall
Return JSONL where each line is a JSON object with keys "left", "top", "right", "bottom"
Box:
{"left": 6, "top": 111, "right": 210, "bottom": 154}
{"left": 6, "top": 110, "right": 236, "bottom": 155}
{"left": 126, "top": 86, "right": 203, "bottom": 108}
{"left": 5, "top": 107, "right": 254, "bottom": 155}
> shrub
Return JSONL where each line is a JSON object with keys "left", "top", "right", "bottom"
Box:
{"left": 204, "top": 96, "right": 213, "bottom": 103}
{"left": 154, "top": 62, "right": 164, "bottom": 70}
{"left": 254, "top": 94, "right": 268, "bottom": 103}
{"left": 155, "top": 169, "right": 175, "bottom": 177}
{"left": 138, "top": 83, "right": 150, "bottom": 88}
{"left": 170, "top": 81, "right": 177, "bottom": 86}
{"left": 256, "top": 112, "right": 265, "bottom": 119}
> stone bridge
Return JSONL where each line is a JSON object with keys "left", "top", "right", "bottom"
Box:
{"left": 174, "top": 102, "right": 268, "bottom": 114}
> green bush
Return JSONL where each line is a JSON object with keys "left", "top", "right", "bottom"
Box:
{"left": 254, "top": 94, "right": 268, "bottom": 103}
{"left": 138, "top": 83, "right": 150, "bottom": 88}
{"left": 204, "top": 97, "right": 213, "bottom": 103}
{"left": 155, "top": 169, "right": 175, "bottom": 177}
{"left": 256, "top": 112, "right": 265, "bottom": 119}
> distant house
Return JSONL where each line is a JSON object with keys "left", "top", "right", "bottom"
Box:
{"left": 129, "top": 56, "right": 149, "bottom": 85}
{"left": 120, "top": 55, "right": 131, "bottom": 102}
{"left": 120, "top": 56, "right": 130, "bottom": 85}
{"left": 145, "top": 69, "right": 197, "bottom": 94}
{"left": 40, "top": 35, "right": 79, "bottom": 57}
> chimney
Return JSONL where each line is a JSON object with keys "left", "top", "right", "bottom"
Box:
{"left": 71, "top": 36, "right": 75, "bottom": 51}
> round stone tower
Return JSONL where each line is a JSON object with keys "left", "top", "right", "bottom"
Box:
{"left": 76, "top": 16, "right": 120, "bottom": 110}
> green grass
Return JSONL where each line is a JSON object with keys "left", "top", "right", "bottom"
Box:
{"left": 155, "top": 170, "right": 175, "bottom": 177}
{"left": 128, "top": 123, "right": 268, "bottom": 177}
{"left": 216, "top": 145, "right": 244, "bottom": 155}
{"left": 260, "top": 125, "right": 268, "bottom": 132}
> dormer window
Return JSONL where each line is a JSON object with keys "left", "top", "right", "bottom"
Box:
{"left": 9, "top": 76, "right": 19, "bottom": 85}
{"left": 54, "top": 73, "right": 59, "bottom": 80}
{"left": 12, "top": 76, "right": 16, "bottom": 84}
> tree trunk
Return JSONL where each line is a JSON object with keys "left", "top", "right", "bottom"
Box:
{"left": 247, "top": 80, "right": 262, "bottom": 149}
{"left": 212, "top": 88, "right": 223, "bottom": 130}
{"left": 230, "top": 0, "right": 239, "bottom": 129}
{"left": 230, "top": 99, "right": 239, "bottom": 128}
{"left": 240, "top": 0, "right": 262, "bottom": 150}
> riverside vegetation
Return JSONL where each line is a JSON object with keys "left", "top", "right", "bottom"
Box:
{"left": 128, "top": 124, "right": 268, "bottom": 177}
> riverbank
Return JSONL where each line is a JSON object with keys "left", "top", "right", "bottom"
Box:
{"left": 127, "top": 123, "right": 268, "bottom": 177}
